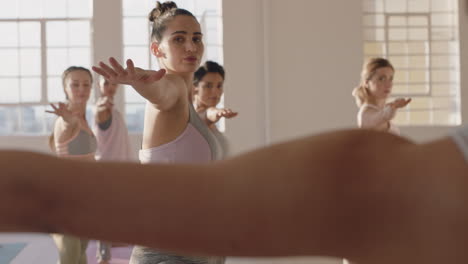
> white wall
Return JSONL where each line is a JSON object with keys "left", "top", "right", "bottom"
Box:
{"left": 224, "top": 0, "right": 362, "bottom": 155}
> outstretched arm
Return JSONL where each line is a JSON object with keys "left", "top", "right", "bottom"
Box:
{"left": 92, "top": 58, "right": 186, "bottom": 111}
{"left": 1, "top": 129, "right": 467, "bottom": 263}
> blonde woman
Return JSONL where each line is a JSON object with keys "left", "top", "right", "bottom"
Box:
{"left": 352, "top": 58, "right": 411, "bottom": 135}
{"left": 46, "top": 66, "right": 96, "bottom": 264}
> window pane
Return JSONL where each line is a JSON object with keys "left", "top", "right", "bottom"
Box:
{"left": 195, "top": 0, "right": 219, "bottom": 16}
{"left": 431, "top": 0, "right": 453, "bottom": 12}
{"left": 0, "top": 22, "right": 19, "bottom": 47}
{"left": 68, "top": 21, "right": 91, "bottom": 46}
{"left": 408, "top": 56, "right": 428, "bottom": 68}
{"left": 47, "top": 48, "right": 68, "bottom": 75}
{"left": 68, "top": 0, "right": 92, "bottom": 18}
{"left": 364, "top": 28, "right": 385, "bottom": 41}
{"left": 18, "top": 0, "right": 42, "bottom": 18}
{"left": 407, "top": 85, "right": 428, "bottom": 94}
{"left": 124, "top": 18, "right": 150, "bottom": 45}
{"left": 432, "top": 97, "right": 452, "bottom": 109}
{"left": 386, "top": 0, "right": 407, "bottom": 13}
{"left": 69, "top": 48, "right": 91, "bottom": 68}
{"left": 44, "top": 0, "right": 67, "bottom": 18}
{"left": 173, "top": 0, "right": 196, "bottom": 13}
{"left": 431, "top": 41, "right": 458, "bottom": 54}
{"left": 124, "top": 47, "right": 149, "bottom": 69}
{"left": 431, "top": 28, "right": 455, "bottom": 40}
{"left": 48, "top": 77, "right": 66, "bottom": 102}
{"left": 20, "top": 48, "right": 41, "bottom": 76}
{"left": 19, "top": 22, "right": 41, "bottom": 47}
{"left": 389, "top": 16, "right": 406, "bottom": 26}
{"left": 409, "top": 28, "right": 428, "bottom": 41}
{"left": 206, "top": 45, "right": 222, "bottom": 63}
{"left": 408, "top": 70, "right": 428, "bottom": 83}
{"left": 363, "top": 0, "right": 384, "bottom": 12}
{"left": 0, "top": 0, "right": 18, "bottom": 18}
{"left": 408, "top": 17, "right": 428, "bottom": 26}
{"left": 389, "top": 56, "right": 408, "bottom": 68}
{"left": 20, "top": 78, "right": 41, "bottom": 102}
{"left": 432, "top": 14, "right": 454, "bottom": 26}
{"left": 125, "top": 103, "right": 145, "bottom": 133}
{"left": 205, "top": 29, "right": 219, "bottom": 45}
{"left": 408, "top": 42, "right": 428, "bottom": 54}
{"left": 0, "top": 107, "right": 19, "bottom": 135}
{"left": 388, "top": 43, "right": 407, "bottom": 54}
{"left": 364, "top": 42, "right": 385, "bottom": 55}
{"left": 124, "top": 85, "right": 145, "bottom": 103}
{"left": 408, "top": 0, "right": 430, "bottom": 12}
{"left": 432, "top": 55, "right": 457, "bottom": 68}
{"left": 432, "top": 85, "right": 454, "bottom": 96}
{"left": 21, "top": 106, "right": 46, "bottom": 134}
{"left": 47, "top": 21, "right": 68, "bottom": 47}
{"left": 0, "top": 49, "right": 19, "bottom": 76}
{"left": 0, "top": 78, "right": 20, "bottom": 103}
{"left": 205, "top": 16, "right": 222, "bottom": 31}
{"left": 392, "top": 84, "right": 408, "bottom": 94}
{"left": 363, "top": 15, "right": 385, "bottom": 27}
{"left": 393, "top": 71, "right": 408, "bottom": 83}
{"left": 123, "top": 0, "right": 151, "bottom": 16}
{"left": 432, "top": 70, "right": 455, "bottom": 83}
{"left": 389, "top": 28, "right": 407, "bottom": 41}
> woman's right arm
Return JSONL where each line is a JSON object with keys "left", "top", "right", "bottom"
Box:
{"left": 1, "top": 129, "right": 467, "bottom": 264}
{"left": 47, "top": 103, "right": 80, "bottom": 144}
{"left": 359, "top": 106, "right": 396, "bottom": 130}
{"left": 92, "top": 58, "right": 186, "bottom": 112}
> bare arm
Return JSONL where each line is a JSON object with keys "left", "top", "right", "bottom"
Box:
{"left": 360, "top": 106, "right": 396, "bottom": 130}
{"left": 46, "top": 103, "right": 80, "bottom": 144}
{"left": 92, "top": 58, "right": 186, "bottom": 111}
{"left": 95, "top": 96, "right": 113, "bottom": 125}
{"left": 1, "top": 130, "right": 467, "bottom": 263}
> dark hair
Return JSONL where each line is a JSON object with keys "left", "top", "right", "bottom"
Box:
{"left": 148, "top": 1, "right": 197, "bottom": 42}
{"left": 193, "top": 61, "right": 225, "bottom": 86}
{"left": 352, "top": 57, "right": 394, "bottom": 107}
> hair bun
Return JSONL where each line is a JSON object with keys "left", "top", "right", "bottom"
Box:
{"left": 149, "top": 1, "right": 178, "bottom": 22}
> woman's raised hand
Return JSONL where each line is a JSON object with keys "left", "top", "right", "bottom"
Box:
{"left": 206, "top": 107, "right": 238, "bottom": 124}
{"left": 92, "top": 57, "right": 166, "bottom": 87}
{"left": 389, "top": 98, "right": 412, "bottom": 109}
{"left": 46, "top": 102, "right": 79, "bottom": 124}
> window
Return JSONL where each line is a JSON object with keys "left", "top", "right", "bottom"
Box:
{"left": 122, "top": 0, "right": 224, "bottom": 132}
{"left": 363, "top": 0, "right": 461, "bottom": 125}
{"left": 0, "top": 0, "right": 93, "bottom": 135}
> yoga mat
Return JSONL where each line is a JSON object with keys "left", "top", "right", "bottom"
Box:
{"left": 0, "top": 243, "right": 27, "bottom": 264}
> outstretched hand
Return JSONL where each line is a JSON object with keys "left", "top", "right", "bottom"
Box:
{"left": 388, "top": 98, "right": 411, "bottom": 109}
{"left": 92, "top": 57, "right": 184, "bottom": 109}
{"left": 206, "top": 107, "right": 238, "bottom": 124}
{"left": 96, "top": 96, "right": 114, "bottom": 113}
{"left": 92, "top": 57, "right": 166, "bottom": 87}
{"left": 46, "top": 102, "right": 79, "bottom": 124}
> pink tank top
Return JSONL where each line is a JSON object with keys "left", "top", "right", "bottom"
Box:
{"left": 139, "top": 104, "right": 223, "bottom": 164}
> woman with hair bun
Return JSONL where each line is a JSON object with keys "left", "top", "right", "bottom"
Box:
{"left": 93, "top": 1, "right": 225, "bottom": 263}
{"left": 352, "top": 58, "right": 411, "bottom": 135}
{"left": 193, "top": 61, "right": 237, "bottom": 158}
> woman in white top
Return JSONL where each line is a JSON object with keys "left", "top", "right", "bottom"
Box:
{"left": 352, "top": 58, "right": 411, "bottom": 135}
